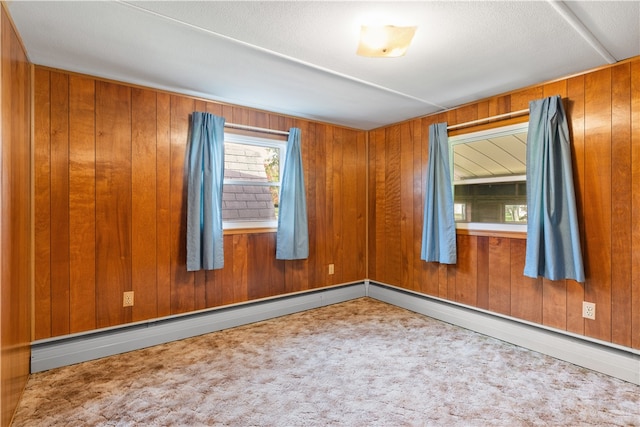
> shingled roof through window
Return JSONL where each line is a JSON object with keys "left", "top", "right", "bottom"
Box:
{"left": 223, "top": 143, "right": 277, "bottom": 222}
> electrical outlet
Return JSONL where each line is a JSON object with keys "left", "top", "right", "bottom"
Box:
{"left": 123, "top": 291, "right": 134, "bottom": 307}
{"left": 328, "top": 264, "right": 334, "bottom": 275}
{"left": 582, "top": 301, "right": 595, "bottom": 320}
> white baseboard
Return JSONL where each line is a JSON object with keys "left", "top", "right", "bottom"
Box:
{"left": 367, "top": 281, "right": 640, "bottom": 385}
{"left": 31, "top": 283, "right": 366, "bottom": 373}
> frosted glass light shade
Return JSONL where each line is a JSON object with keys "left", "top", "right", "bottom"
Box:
{"left": 357, "top": 25, "right": 417, "bottom": 57}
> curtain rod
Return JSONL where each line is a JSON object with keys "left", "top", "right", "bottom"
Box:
{"left": 447, "top": 108, "right": 529, "bottom": 131}
{"left": 225, "top": 122, "right": 290, "bottom": 136}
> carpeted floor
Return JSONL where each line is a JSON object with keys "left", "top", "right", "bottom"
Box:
{"left": 12, "top": 298, "right": 640, "bottom": 426}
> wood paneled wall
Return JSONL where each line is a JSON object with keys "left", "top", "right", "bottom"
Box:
{"left": 33, "top": 68, "right": 367, "bottom": 339}
{"left": 369, "top": 58, "right": 640, "bottom": 350}
{"left": 0, "top": 4, "right": 31, "bottom": 426}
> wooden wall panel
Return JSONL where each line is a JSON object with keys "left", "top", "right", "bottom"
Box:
{"left": 384, "top": 126, "right": 402, "bottom": 285}
{"left": 368, "top": 57, "right": 640, "bottom": 350}
{"left": 411, "top": 120, "right": 425, "bottom": 292}
{"left": 33, "top": 68, "right": 52, "bottom": 340}
{"left": 330, "top": 127, "right": 344, "bottom": 284}
{"left": 1, "top": 6, "right": 31, "bottom": 426}
{"left": 95, "top": 81, "right": 132, "bottom": 328}
{"left": 583, "top": 69, "right": 612, "bottom": 342}
{"left": 68, "top": 75, "right": 96, "bottom": 333}
{"left": 33, "top": 67, "right": 367, "bottom": 341}
{"left": 454, "top": 234, "right": 477, "bottom": 306}
{"left": 49, "top": 71, "right": 70, "bottom": 335}
{"left": 476, "top": 236, "right": 489, "bottom": 310}
{"left": 355, "top": 131, "right": 368, "bottom": 281}
{"left": 313, "top": 124, "right": 329, "bottom": 288}
{"left": 487, "top": 237, "right": 510, "bottom": 315}
{"left": 566, "top": 74, "right": 586, "bottom": 336}
{"left": 131, "top": 88, "right": 158, "bottom": 322}
{"left": 156, "top": 93, "right": 172, "bottom": 318}
{"left": 632, "top": 60, "right": 640, "bottom": 349}
{"left": 510, "top": 239, "right": 542, "bottom": 323}
{"left": 542, "top": 279, "right": 567, "bottom": 331}
{"left": 368, "top": 128, "right": 382, "bottom": 280}
{"left": 343, "top": 127, "right": 359, "bottom": 283}
{"left": 610, "top": 63, "right": 632, "bottom": 347}
{"left": 169, "top": 96, "right": 195, "bottom": 314}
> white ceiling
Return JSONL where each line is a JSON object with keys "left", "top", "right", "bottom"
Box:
{"left": 8, "top": 1, "right": 640, "bottom": 130}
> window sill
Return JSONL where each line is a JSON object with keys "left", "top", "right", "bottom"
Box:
{"left": 456, "top": 223, "right": 527, "bottom": 240}
{"left": 222, "top": 226, "right": 278, "bottom": 236}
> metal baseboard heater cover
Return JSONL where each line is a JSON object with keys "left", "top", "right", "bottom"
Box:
{"left": 368, "top": 281, "right": 640, "bottom": 385}
{"left": 31, "top": 280, "right": 639, "bottom": 385}
{"left": 31, "top": 283, "right": 366, "bottom": 373}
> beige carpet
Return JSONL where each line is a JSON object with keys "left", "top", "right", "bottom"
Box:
{"left": 12, "top": 298, "right": 639, "bottom": 426}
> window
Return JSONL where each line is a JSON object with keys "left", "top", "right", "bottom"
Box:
{"left": 449, "top": 122, "right": 528, "bottom": 232}
{"left": 223, "top": 132, "right": 286, "bottom": 230}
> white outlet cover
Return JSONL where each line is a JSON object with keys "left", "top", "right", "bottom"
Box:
{"left": 582, "top": 302, "right": 595, "bottom": 320}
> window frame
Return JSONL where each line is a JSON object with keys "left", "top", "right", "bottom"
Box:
{"left": 448, "top": 122, "right": 529, "bottom": 234}
{"left": 222, "top": 131, "right": 287, "bottom": 231}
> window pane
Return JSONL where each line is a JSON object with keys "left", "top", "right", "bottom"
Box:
{"left": 224, "top": 142, "right": 280, "bottom": 183}
{"left": 454, "top": 203, "right": 467, "bottom": 221}
{"left": 454, "top": 182, "right": 526, "bottom": 224}
{"left": 452, "top": 132, "right": 527, "bottom": 181}
{"left": 450, "top": 122, "right": 528, "bottom": 228}
{"left": 223, "top": 183, "right": 278, "bottom": 222}
{"left": 505, "top": 204, "right": 527, "bottom": 223}
{"left": 222, "top": 133, "right": 285, "bottom": 227}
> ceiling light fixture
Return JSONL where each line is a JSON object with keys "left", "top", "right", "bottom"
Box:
{"left": 357, "top": 25, "right": 417, "bottom": 58}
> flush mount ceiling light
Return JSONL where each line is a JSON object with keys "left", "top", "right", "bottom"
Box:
{"left": 357, "top": 25, "right": 417, "bottom": 58}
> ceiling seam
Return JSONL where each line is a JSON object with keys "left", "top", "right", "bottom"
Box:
{"left": 116, "top": 0, "right": 447, "bottom": 110}
{"left": 546, "top": 0, "right": 617, "bottom": 64}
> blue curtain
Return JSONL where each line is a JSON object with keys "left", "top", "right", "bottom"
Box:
{"left": 524, "top": 96, "right": 585, "bottom": 282}
{"left": 276, "top": 128, "right": 309, "bottom": 260}
{"left": 186, "top": 112, "right": 225, "bottom": 271}
{"left": 421, "top": 122, "right": 457, "bottom": 264}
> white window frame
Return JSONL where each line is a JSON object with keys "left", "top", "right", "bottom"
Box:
{"left": 223, "top": 132, "right": 287, "bottom": 230}
{"left": 449, "top": 122, "right": 528, "bottom": 233}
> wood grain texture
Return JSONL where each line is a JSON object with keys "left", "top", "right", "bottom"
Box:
{"left": 1, "top": 9, "right": 31, "bottom": 426}
{"left": 454, "top": 234, "right": 477, "bottom": 306}
{"left": 95, "top": 81, "right": 132, "bottom": 328}
{"left": 68, "top": 75, "right": 96, "bottom": 333}
{"left": 34, "top": 68, "right": 52, "bottom": 340}
{"left": 49, "top": 71, "right": 71, "bottom": 336}
{"left": 411, "top": 120, "right": 425, "bottom": 292}
{"left": 156, "top": 93, "right": 172, "bottom": 318}
{"left": 542, "top": 279, "right": 567, "bottom": 330}
{"left": 631, "top": 60, "right": 640, "bottom": 349}
{"left": 400, "top": 122, "right": 415, "bottom": 290}
{"left": 476, "top": 236, "right": 489, "bottom": 310}
{"left": 384, "top": 125, "right": 402, "bottom": 285}
{"left": 610, "top": 63, "right": 632, "bottom": 347}
{"left": 565, "top": 74, "right": 586, "bottom": 336}
{"left": 583, "top": 69, "right": 612, "bottom": 342}
{"left": 131, "top": 88, "right": 158, "bottom": 322}
{"left": 487, "top": 237, "right": 510, "bottom": 315}
{"left": 330, "top": 126, "right": 344, "bottom": 285}
{"left": 169, "top": 96, "right": 195, "bottom": 314}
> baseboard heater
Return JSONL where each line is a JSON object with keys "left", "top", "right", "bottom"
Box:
{"left": 31, "top": 282, "right": 367, "bottom": 373}
{"left": 368, "top": 281, "right": 640, "bottom": 385}
{"left": 31, "top": 280, "right": 640, "bottom": 385}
